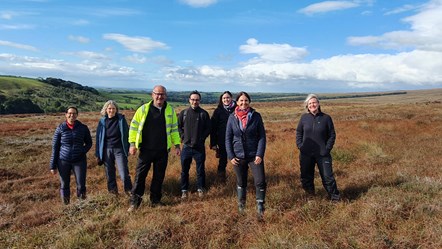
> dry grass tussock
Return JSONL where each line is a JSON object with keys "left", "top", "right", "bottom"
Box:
{"left": 1, "top": 91, "right": 442, "bottom": 248}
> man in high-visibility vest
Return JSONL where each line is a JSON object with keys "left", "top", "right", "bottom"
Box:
{"left": 127, "top": 85, "right": 181, "bottom": 212}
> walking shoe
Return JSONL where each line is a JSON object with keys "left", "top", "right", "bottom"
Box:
{"left": 238, "top": 203, "right": 245, "bottom": 215}
{"left": 127, "top": 204, "right": 138, "bottom": 213}
{"left": 197, "top": 189, "right": 204, "bottom": 198}
{"left": 181, "top": 190, "right": 188, "bottom": 200}
{"left": 62, "top": 197, "right": 70, "bottom": 205}
{"left": 78, "top": 193, "right": 87, "bottom": 200}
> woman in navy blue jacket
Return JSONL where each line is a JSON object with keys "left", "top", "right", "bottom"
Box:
{"left": 296, "top": 94, "right": 340, "bottom": 201}
{"left": 50, "top": 106, "right": 92, "bottom": 205}
{"left": 210, "top": 91, "right": 236, "bottom": 183}
{"left": 95, "top": 100, "right": 132, "bottom": 196}
{"left": 225, "top": 92, "right": 266, "bottom": 220}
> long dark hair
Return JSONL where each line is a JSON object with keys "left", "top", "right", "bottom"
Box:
{"left": 218, "top": 91, "right": 233, "bottom": 107}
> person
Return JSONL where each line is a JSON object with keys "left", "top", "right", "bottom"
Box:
{"left": 225, "top": 92, "right": 267, "bottom": 220}
{"left": 295, "top": 94, "right": 340, "bottom": 201}
{"left": 178, "top": 90, "right": 211, "bottom": 199}
{"left": 95, "top": 100, "right": 132, "bottom": 196}
{"left": 50, "top": 106, "right": 92, "bottom": 205}
{"left": 210, "top": 91, "right": 237, "bottom": 183}
{"left": 127, "top": 85, "right": 181, "bottom": 212}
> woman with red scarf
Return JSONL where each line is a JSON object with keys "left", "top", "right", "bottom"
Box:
{"left": 225, "top": 92, "right": 267, "bottom": 220}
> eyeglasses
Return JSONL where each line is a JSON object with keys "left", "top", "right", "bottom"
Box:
{"left": 67, "top": 112, "right": 77, "bottom": 115}
{"left": 153, "top": 92, "right": 166, "bottom": 96}
{"left": 190, "top": 99, "right": 200, "bottom": 102}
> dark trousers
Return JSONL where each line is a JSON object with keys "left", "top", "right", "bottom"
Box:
{"left": 103, "top": 147, "right": 132, "bottom": 193}
{"left": 58, "top": 159, "right": 87, "bottom": 199}
{"left": 299, "top": 153, "right": 340, "bottom": 199}
{"left": 131, "top": 148, "right": 168, "bottom": 205}
{"left": 233, "top": 158, "right": 266, "bottom": 202}
{"left": 217, "top": 144, "right": 228, "bottom": 173}
{"left": 180, "top": 145, "right": 206, "bottom": 191}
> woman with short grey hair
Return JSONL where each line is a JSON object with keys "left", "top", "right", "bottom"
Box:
{"left": 296, "top": 94, "right": 340, "bottom": 201}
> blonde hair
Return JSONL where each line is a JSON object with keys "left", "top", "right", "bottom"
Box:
{"left": 100, "top": 100, "right": 119, "bottom": 116}
{"left": 303, "top": 94, "right": 320, "bottom": 111}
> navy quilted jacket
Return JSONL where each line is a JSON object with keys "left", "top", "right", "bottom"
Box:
{"left": 225, "top": 108, "right": 266, "bottom": 160}
{"left": 50, "top": 120, "right": 92, "bottom": 169}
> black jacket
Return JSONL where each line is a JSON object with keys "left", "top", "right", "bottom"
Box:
{"left": 178, "top": 107, "right": 211, "bottom": 148}
{"left": 296, "top": 112, "right": 336, "bottom": 156}
{"left": 210, "top": 102, "right": 236, "bottom": 148}
{"left": 225, "top": 108, "right": 266, "bottom": 160}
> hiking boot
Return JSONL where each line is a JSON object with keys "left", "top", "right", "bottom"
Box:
{"left": 181, "top": 190, "right": 188, "bottom": 200}
{"left": 197, "top": 189, "right": 204, "bottom": 198}
{"left": 257, "top": 202, "right": 265, "bottom": 221}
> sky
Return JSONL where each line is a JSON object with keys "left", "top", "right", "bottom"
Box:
{"left": 1, "top": 0, "right": 442, "bottom": 93}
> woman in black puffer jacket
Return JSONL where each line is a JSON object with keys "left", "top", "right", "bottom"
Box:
{"left": 50, "top": 106, "right": 92, "bottom": 205}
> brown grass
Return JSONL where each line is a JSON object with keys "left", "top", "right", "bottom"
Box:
{"left": 1, "top": 89, "right": 442, "bottom": 248}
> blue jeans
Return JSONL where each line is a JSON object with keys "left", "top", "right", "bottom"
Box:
{"left": 58, "top": 158, "right": 87, "bottom": 199}
{"left": 103, "top": 147, "right": 132, "bottom": 193}
{"left": 180, "top": 145, "right": 206, "bottom": 191}
{"left": 299, "top": 153, "right": 340, "bottom": 199}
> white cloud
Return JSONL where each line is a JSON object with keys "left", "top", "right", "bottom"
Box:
{"left": 68, "top": 35, "right": 90, "bottom": 43}
{"left": 384, "top": 4, "right": 418, "bottom": 15}
{"left": 125, "top": 54, "right": 147, "bottom": 64}
{"left": 62, "top": 51, "right": 109, "bottom": 60}
{"left": 180, "top": 0, "right": 218, "bottom": 8}
{"left": 348, "top": 0, "right": 442, "bottom": 52}
{"left": 72, "top": 19, "right": 90, "bottom": 26}
{"left": 1, "top": 11, "right": 15, "bottom": 20}
{"left": 298, "top": 1, "right": 359, "bottom": 15}
{"left": 103, "top": 33, "right": 168, "bottom": 53}
{"left": 0, "top": 53, "right": 140, "bottom": 84}
{"left": 239, "top": 38, "right": 308, "bottom": 63}
{"left": 0, "top": 40, "right": 38, "bottom": 51}
{"left": 0, "top": 24, "right": 34, "bottom": 30}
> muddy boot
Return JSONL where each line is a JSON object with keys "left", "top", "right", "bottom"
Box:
{"left": 237, "top": 186, "right": 246, "bottom": 214}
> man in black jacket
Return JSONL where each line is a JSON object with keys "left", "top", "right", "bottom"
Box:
{"left": 178, "top": 90, "right": 211, "bottom": 199}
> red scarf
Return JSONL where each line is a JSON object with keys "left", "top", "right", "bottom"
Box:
{"left": 66, "top": 121, "right": 74, "bottom": 129}
{"left": 235, "top": 106, "right": 250, "bottom": 129}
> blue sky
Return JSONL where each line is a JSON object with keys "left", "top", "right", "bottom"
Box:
{"left": 1, "top": 0, "right": 442, "bottom": 93}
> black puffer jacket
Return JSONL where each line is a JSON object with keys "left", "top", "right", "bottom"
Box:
{"left": 50, "top": 120, "right": 92, "bottom": 169}
{"left": 225, "top": 108, "right": 266, "bottom": 160}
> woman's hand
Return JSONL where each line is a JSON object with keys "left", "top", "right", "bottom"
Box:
{"left": 231, "top": 158, "right": 239, "bottom": 166}
{"left": 254, "top": 156, "right": 262, "bottom": 165}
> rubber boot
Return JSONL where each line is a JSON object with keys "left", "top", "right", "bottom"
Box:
{"left": 237, "top": 186, "right": 246, "bottom": 214}
{"left": 256, "top": 188, "right": 266, "bottom": 221}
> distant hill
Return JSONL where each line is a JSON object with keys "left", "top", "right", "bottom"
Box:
{"left": 0, "top": 76, "right": 105, "bottom": 114}
{"left": 2, "top": 75, "right": 429, "bottom": 115}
